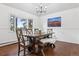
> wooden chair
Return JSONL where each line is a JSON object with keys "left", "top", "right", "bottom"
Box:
{"left": 26, "top": 29, "right": 33, "bottom": 34}
{"left": 16, "top": 28, "right": 30, "bottom": 56}
{"left": 40, "top": 29, "right": 56, "bottom": 48}
{"left": 26, "top": 28, "right": 45, "bottom": 56}
{"left": 34, "top": 29, "right": 40, "bottom": 34}
{"left": 47, "top": 29, "right": 53, "bottom": 38}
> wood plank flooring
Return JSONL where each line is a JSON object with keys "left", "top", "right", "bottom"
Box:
{"left": 0, "top": 41, "right": 79, "bottom": 56}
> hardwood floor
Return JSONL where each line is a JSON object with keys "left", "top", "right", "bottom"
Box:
{"left": 0, "top": 44, "right": 18, "bottom": 56}
{"left": 0, "top": 41, "right": 79, "bottom": 56}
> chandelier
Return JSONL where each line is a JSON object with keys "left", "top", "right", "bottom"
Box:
{"left": 36, "top": 3, "right": 47, "bottom": 15}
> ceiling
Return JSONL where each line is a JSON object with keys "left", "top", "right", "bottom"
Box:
{"left": 3, "top": 3, "right": 79, "bottom": 16}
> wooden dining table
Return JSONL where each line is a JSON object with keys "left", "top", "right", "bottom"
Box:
{"left": 23, "top": 32, "right": 53, "bottom": 54}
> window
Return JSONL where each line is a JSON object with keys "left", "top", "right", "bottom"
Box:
{"left": 16, "top": 18, "right": 27, "bottom": 28}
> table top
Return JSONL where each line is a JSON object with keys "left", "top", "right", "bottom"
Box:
{"left": 23, "top": 32, "right": 52, "bottom": 38}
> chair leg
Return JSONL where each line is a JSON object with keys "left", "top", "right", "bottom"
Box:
{"left": 24, "top": 47, "right": 26, "bottom": 56}
{"left": 41, "top": 49, "right": 45, "bottom": 56}
{"left": 18, "top": 45, "right": 20, "bottom": 56}
{"left": 48, "top": 43, "right": 55, "bottom": 48}
{"left": 52, "top": 44, "right": 55, "bottom": 48}
{"left": 51, "top": 44, "right": 55, "bottom": 48}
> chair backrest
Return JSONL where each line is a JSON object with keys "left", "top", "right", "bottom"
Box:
{"left": 34, "top": 29, "right": 40, "bottom": 34}
{"left": 47, "top": 29, "right": 53, "bottom": 38}
{"left": 47, "top": 29, "right": 53, "bottom": 33}
{"left": 16, "top": 28, "right": 26, "bottom": 45}
{"left": 21, "top": 28, "right": 27, "bottom": 35}
{"left": 26, "top": 29, "right": 33, "bottom": 34}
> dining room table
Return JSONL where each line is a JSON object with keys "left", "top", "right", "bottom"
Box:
{"left": 23, "top": 32, "right": 53, "bottom": 54}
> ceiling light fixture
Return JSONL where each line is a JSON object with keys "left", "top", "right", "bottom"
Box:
{"left": 36, "top": 3, "right": 47, "bottom": 16}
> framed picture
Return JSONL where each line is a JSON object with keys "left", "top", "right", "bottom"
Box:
{"left": 10, "top": 15, "right": 16, "bottom": 31}
{"left": 48, "top": 16, "right": 61, "bottom": 27}
{"left": 28, "top": 19, "right": 33, "bottom": 29}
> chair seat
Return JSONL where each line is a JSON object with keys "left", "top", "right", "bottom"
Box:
{"left": 20, "top": 41, "right": 30, "bottom": 46}
{"left": 40, "top": 38, "right": 56, "bottom": 44}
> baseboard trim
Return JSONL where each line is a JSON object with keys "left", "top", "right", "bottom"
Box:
{"left": 0, "top": 41, "right": 17, "bottom": 47}
{"left": 57, "top": 40, "right": 79, "bottom": 45}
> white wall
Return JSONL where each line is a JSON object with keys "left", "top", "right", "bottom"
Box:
{"left": 0, "top": 4, "right": 39, "bottom": 45}
{"left": 0, "top": 3, "right": 79, "bottom": 46}
{"left": 40, "top": 7, "right": 79, "bottom": 44}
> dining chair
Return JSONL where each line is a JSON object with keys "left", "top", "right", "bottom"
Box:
{"left": 47, "top": 29, "right": 53, "bottom": 38}
{"left": 25, "top": 28, "right": 45, "bottom": 55}
{"left": 40, "top": 29, "right": 56, "bottom": 48}
{"left": 34, "top": 28, "right": 40, "bottom": 34}
{"left": 34, "top": 29, "right": 46, "bottom": 39}
{"left": 26, "top": 29, "right": 33, "bottom": 34}
{"left": 16, "top": 28, "right": 31, "bottom": 56}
